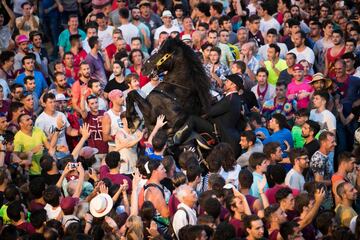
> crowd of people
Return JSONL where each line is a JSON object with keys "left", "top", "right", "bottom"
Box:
{"left": 0, "top": 0, "right": 360, "bottom": 239}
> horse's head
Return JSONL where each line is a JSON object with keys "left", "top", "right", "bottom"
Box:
{"left": 142, "top": 38, "right": 184, "bottom": 77}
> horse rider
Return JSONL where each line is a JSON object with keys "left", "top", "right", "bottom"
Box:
{"left": 173, "top": 74, "right": 246, "bottom": 158}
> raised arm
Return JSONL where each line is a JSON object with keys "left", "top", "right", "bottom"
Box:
{"left": 72, "top": 162, "right": 85, "bottom": 198}
{"left": 71, "top": 123, "right": 91, "bottom": 160}
{"left": 146, "top": 115, "right": 167, "bottom": 144}
{"left": 298, "top": 188, "right": 325, "bottom": 230}
{"left": 1, "top": 0, "right": 15, "bottom": 30}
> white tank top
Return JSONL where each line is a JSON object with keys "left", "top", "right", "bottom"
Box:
{"left": 106, "top": 109, "right": 123, "bottom": 137}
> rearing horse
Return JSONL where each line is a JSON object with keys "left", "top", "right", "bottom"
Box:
{"left": 126, "top": 38, "right": 211, "bottom": 136}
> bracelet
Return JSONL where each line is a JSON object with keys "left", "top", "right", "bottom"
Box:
{"left": 86, "top": 221, "right": 92, "bottom": 224}
{"left": 0, "top": 150, "right": 5, "bottom": 153}
{"left": 55, "top": 128, "right": 62, "bottom": 132}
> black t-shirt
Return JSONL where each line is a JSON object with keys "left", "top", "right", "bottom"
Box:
{"left": 104, "top": 79, "right": 128, "bottom": 93}
{"left": 240, "top": 90, "right": 259, "bottom": 111}
{"left": 351, "top": 105, "right": 360, "bottom": 120}
{"left": 160, "top": 178, "right": 174, "bottom": 193}
{"left": 304, "top": 139, "right": 320, "bottom": 159}
{"left": 42, "top": 173, "right": 61, "bottom": 186}
{"left": 279, "top": 69, "right": 293, "bottom": 86}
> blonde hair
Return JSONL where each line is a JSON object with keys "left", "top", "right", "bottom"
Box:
{"left": 126, "top": 215, "right": 144, "bottom": 240}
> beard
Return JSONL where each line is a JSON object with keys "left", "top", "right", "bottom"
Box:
{"left": 58, "top": 84, "right": 67, "bottom": 89}
{"left": 301, "top": 133, "right": 309, "bottom": 138}
{"left": 132, "top": 15, "right": 140, "bottom": 21}
{"left": 83, "top": 73, "right": 90, "bottom": 79}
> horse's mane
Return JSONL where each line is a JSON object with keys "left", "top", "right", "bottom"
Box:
{"left": 160, "top": 38, "right": 211, "bottom": 111}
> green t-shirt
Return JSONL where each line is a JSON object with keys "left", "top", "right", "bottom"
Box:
{"left": 292, "top": 125, "right": 305, "bottom": 148}
{"left": 14, "top": 127, "right": 48, "bottom": 175}
{"left": 265, "top": 59, "right": 288, "bottom": 85}
{"left": 0, "top": 204, "right": 10, "bottom": 224}
{"left": 58, "top": 29, "right": 86, "bottom": 52}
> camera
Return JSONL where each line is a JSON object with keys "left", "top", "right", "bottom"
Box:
{"left": 70, "top": 162, "right": 78, "bottom": 169}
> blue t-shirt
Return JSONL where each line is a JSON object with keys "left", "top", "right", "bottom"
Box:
{"left": 15, "top": 71, "right": 48, "bottom": 98}
{"left": 263, "top": 128, "right": 294, "bottom": 157}
{"left": 255, "top": 127, "right": 270, "bottom": 140}
{"left": 145, "top": 147, "right": 163, "bottom": 161}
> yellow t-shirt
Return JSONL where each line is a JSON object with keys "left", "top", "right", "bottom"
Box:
{"left": 14, "top": 127, "right": 47, "bottom": 175}
{"left": 264, "top": 59, "right": 288, "bottom": 85}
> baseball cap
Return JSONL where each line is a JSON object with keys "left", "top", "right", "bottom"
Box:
{"left": 79, "top": 146, "right": 99, "bottom": 159}
{"left": 108, "top": 89, "right": 123, "bottom": 102}
{"left": 16, "top": 35, "right": 29, "bottom": 45}
{"left": 181, "top": 34, "right": 192, "bottom": 42}
{"left": 162, "top": 10, "right": 173, "bottom": 18}
{"left": 60, "top": 196, "right": 78, "bottom": 212}
{"left": 293, "top": 64, "right": 304, "bottom": 71}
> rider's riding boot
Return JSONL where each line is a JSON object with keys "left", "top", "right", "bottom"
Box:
{"left": 173, "top": 124, "right": 190, "bottom": 145}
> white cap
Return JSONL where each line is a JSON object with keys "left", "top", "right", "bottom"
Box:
{"left": 162, "top": 10, "right": 173, "bottom": 18}
{"left": 55, "top": 94, "right": 69, "bottom": 101}
{"left": 181, "top": 34, "right": 192, "bottom": 42}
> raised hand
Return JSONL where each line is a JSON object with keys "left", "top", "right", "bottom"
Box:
{"left": 146, "top": 220, "right": 160, "bottom": 238}
{"left": 155, "top": 114, "right": 167, "bottom": 128}
{"left": 99, "top": 182, "right": 109, "bottom": 194}
{"left": 105, "top": 216, "right": 118, "bottom": 230}
{"left": 314, "top": 187, "right": 326, "bottom": 203}
{"left": 80, "top": 123, "right": 91, "bottom": 140}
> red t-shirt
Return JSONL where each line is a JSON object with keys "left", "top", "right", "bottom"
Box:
{"left": 73, "top": 49, "right": 87, "bottom": 70}
{"left": 85, "top": 110, "right": 108, "bottom": 154}
{"left": 129, "top": 66, "right": 149, "bottom": 87}
{"left": 106, "top": 43, "right": 131, "bottom": 60}
{"left": 168, "top": 194, "right": 180, "bottom": 217}
{"left": 265, "top": 184, "right": 300, "bottom": 205}
{"left": 229, "top": 218, "right": 246, "bottom": 238}
{"left": 17, "top": 222, "right": 36, "bottom": 234}
{"left": 100, "top": 165, "right": 132, "bottom": 192}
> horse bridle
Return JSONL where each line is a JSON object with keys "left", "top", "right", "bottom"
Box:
{"left": 155, "top": 53, "right": 173, "bottom": 69}
{"left": 151, "top": 52, "right": 190, "bottom": 91}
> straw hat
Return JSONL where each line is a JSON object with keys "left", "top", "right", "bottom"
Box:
{"left": 309, "top": 72, "right": 332, "bottom": 89}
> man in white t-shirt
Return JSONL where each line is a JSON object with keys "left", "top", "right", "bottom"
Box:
{"left": 289, "top": 31, "right": 315, "bottom": 67}
{"left": 258, "top": 2, "right": 280, "bottom": 34}
{"left": 82, "top": 23, "right": 98, "bottom": 53}
{"left": 35, "top": 92, "right": 79, "bottom": 152}
{"left": 96, "top": 13, "right": 114, "bottom": 49}
{"left": 310, "top": 90, "right": 336, "bottom": 134}
{"left": 285, "top": 148, "right": 308, "bottom": 192}
{"left": 118, "top": 8, "right": 140, "bottom": 45}
{"left": 153, "top": 10, "right": 180, "bottom": 48}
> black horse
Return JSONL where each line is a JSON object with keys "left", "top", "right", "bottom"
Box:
{"left": 126, "top": 38, "right": 211, "bottom": 137}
